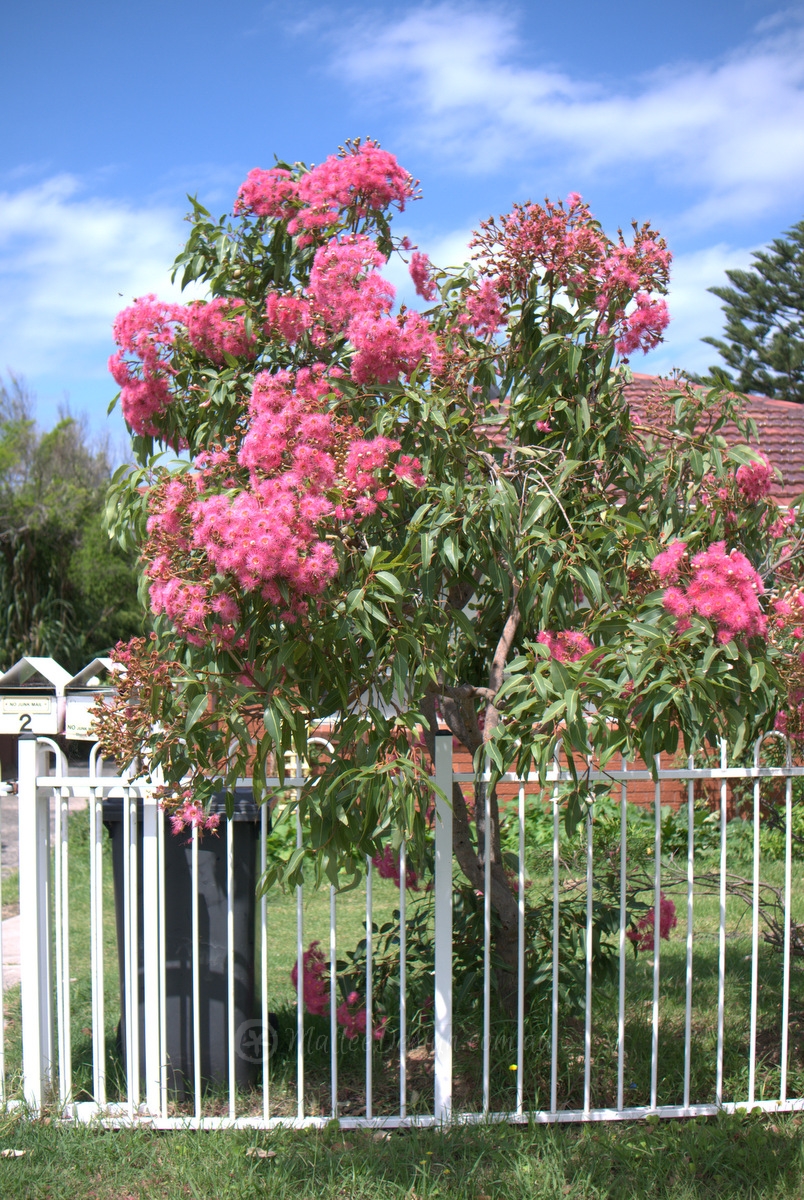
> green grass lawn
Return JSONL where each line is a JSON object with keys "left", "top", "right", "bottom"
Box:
{"left": 0, "top": 1109, "right": 803, "bottom": 1198}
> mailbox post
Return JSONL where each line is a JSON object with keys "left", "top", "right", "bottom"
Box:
{"left": 0, "top": 658, "right": 70, "bottom": 1107}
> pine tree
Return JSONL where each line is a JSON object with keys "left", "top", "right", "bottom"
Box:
{"left": 702, "top": 219, "right": 804, "bottom": 403}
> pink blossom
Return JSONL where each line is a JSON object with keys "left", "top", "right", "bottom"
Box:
{"left": 185, "top": 298, "right": 256, "bottom": 363}
{"left": 462, "top": 279, "right": 505, "bottom": 338}
{"left": 615, "top": 293, "right": 670, "bottom": 357}
{"left": 736, "top": 453, "right": 774, "bottom": 503}
{"left": 651, "top": 541, "right": 687, "bottom": 584}
{"left": 289, "top": 141, "right": 417, "bottom": 239}
{"left": 537, "top": 630, "right": 594, "bottom": 663}
{"left": 290, "top": 941, "right": 330, "bottom": 1017}
{"left": 627, "top": 893, "right": 677, "bottom": 952}
{"left": 234, "top": 167, "right": 297, "bottom": 220}
{"left": 372, "top": 844, "right": 419, "bottom": 890}
{"left": 659, "top": 541, "right": 766, "bottom": 642}
{"left": 308, "top": 235, "right": 392, "bottom": 329}
{"left": 409, "top": 251, "right": 437, "bottom": 301}
{"left": 349, "top": 309, "right": 442, "bottom": 384}
{"left": 264, "top": 292, "right": 312, "bottom": 343}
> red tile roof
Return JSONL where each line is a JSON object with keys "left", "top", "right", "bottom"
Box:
{"left": 624, "top": 373, "right": 804, "bottom": 504}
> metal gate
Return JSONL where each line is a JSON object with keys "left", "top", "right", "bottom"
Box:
{"left": 3, "top": 731, "right": 804, "bottom": 1127}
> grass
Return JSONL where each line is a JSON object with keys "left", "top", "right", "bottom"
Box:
{"left": 0, "top": 1108, "right": 803, "bottom": 1197}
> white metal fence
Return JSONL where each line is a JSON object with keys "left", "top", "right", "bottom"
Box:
{"left": 3, "top": 731, "right": 804, "bottom": 1127}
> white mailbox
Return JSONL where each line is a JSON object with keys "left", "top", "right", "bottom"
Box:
{"left": 65, "top": 658, "right": 122, "bottom": 741}
{"left": 0, "top": 656, "right": 71, "bottom": 736}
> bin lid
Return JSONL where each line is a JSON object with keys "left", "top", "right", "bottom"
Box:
{"left": 0, "top": 656, "right": 71, "bottom": 694}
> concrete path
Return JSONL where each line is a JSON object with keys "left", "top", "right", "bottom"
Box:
{"left": 2, "top": 915, "right": 19, "bottom": 989}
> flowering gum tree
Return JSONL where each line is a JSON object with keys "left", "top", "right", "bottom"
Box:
{"left": 101, "top": 139, "right": 804, "bottom": 1011}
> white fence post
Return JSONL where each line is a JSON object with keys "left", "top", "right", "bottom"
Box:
{"left": 142, "top": 785, "right": 163, "bottom": 1113}
{"left": 18, "top": 734, "right": 54, "bottom": 1109}
{"left": 433, "top": 732, "right": 453, "bottom": 1121}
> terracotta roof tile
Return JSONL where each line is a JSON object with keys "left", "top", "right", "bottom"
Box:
{"left": 625, "top": 374, "right": 804, "bottom": 504}
{"left": 484, "top": 373, "right": 804, "bottom": 505}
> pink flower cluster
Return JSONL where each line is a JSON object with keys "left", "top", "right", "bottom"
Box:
{"left": 651, "top": 541, "right": 687, "bottom": 583}
{"left": 537, "top": 629, "right": 595, "bottom": 663}
{"left": 627, "top": 893, "right": 677, "bottom": 952}
{"left": 409, "top": 251, "right": 437, "bottom": 301}
{"left": 235, "top": 141, "right": 417, "bottom": 243}
{"left": 184, "top": 298, "right": 257, "bottom": 363}
{"left": 372, "top": 844, "right": 419, "bottom": 890}
{"left": 143, "top": 362, "right": 421, "bottom": 630}
{"left": 470, "top": 194, "right": 671, "bottom": 358}
{"left": 461, "top": 279, "right": 506, "bottom": 339}
{"left": 653, "top": 540, "right": 766, "bottom": 643}
{"left": 736, "top": 452, "right": 774, "bottom": 503}
{"left": 110, "top": 294, "right": 258, "bottom": 435}
{"left": 160, "top": 789, "right": 221, "bottom": 838}
{"left": 290, "top": 942, "right": 330, "bottom": 1016}
{"left": 614, "top": 292, "right": 670, "bottom": 357}
{"left": 109, "top": 294, "right": 184, "bottom": 434}
{"left": 291, "top": 942, "right": 387, "bottom": 1040}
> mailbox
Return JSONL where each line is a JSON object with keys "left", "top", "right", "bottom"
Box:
{"left": 65, "top": 658, "right": 122, "bottom": 741}
{"left": 0, "top": 656, "right": 71, "bottom": 736}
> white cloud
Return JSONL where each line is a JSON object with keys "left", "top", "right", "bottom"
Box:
{"left": 337, "top": 4, "right": 804, "bottom": 228}
{"left": 0, "top": 176, "right": 193, "bottom": 383}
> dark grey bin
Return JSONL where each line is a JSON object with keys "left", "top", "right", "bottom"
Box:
{"left": 103, "top": 789, "right": 261, "bottom": 1098}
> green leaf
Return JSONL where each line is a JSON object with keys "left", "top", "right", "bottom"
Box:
{"left": 184, "top": 692, "right": 209, "bottom": 733}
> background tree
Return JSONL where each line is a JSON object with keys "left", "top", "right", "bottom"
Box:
{"left": 701, "top": 218, "right": 804, "bottom": 402}
{"left": 0, "top": 374, "right": 145, "bottom": 673}
{"left": 97, "top": 143, "right": 804, "bottom": 1013}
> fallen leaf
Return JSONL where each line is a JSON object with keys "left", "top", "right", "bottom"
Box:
{"left": 0, "top": 1149, "right": 25, "bottom": 1158}
{"left": 245, "top": 1147, "right": 276, "bottom": 1159}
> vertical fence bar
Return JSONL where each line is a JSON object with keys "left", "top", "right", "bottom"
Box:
{"left": 716, "top": 739, "right": 728, "bottom": 1107}
{"left": 365, "top": 856, "right": 373, "bottom": 1121}
{"left": 482, "top": 769, "right": 491, "bottom": 1117}
{"left": 123, "top": 783, "right": 140, "bottom": 1114}
{"left": 0, "top": 796, "right": 4, "bottom": 1103}
{"left": 261, "top": 802, "right": 270, "bottom": 1124}
{"left": 781, "top": 746, "right": 793, "bottom": 1103}
{"left": 550, "top": 761, "right": 561, "bottom": 1115}
{"left": 650, "top": 755, "right": 662, "bottom": 1112}
{"left": 748, "top": 739, "right": 762, "bottom": 1108}
{"left": 684, "top": 757, "right": 694, "bottom": 1112}
{"left": 191, "top": 825, "right": 201, "bottom": 1121}
{"left": 583, "top": 804, "right": 594, "bottom": 1114}
{"left": 0, "top": 787, "right": 5, "bottom": 1104}
{"left": 516, "top": 781, "right": 525, "bottom": 1117}
{"left": 89, "top": 760, "right": 106, "bottom": 1109}
{"left": 433, "top": 732, "right": 453, "bottom": 1122}
{"left": 617, "top": 760, "right": 627, "bottom": 1112}
{"left": 19, "top": 735, "right": 53, "bottom": 1111}
{"left": 54, "top": 777, "right": 72, "bottom": 1105}
{"left": 157, "top": 788, "right": 167, "bottom": 1119}
{"left": 399, "top": 839, "right": 407, "bottom": 1120}
{"left": 227, "top": 816, "right": 236, "bottom": 1120}
{"left": 296, "top": 801, "right": 304, "bottom": 1122}
{"left": 330, "top": 884, "right": 337, "bottom": 1120}
{"left": 142, "top": 786, "right": 161, "bottom": 1114}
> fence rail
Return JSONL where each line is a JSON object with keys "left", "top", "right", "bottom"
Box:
{"left": 2, "top": 731, "right": 804, "bottom": 1127}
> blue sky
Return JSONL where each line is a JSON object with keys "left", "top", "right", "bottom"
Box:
{"left": 2, "top": 0, "right": 804, "bottom": 448}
